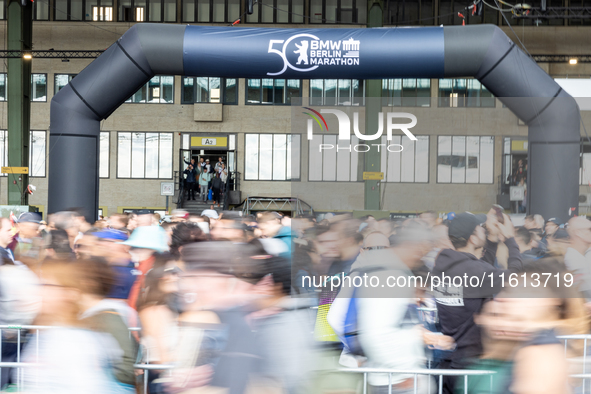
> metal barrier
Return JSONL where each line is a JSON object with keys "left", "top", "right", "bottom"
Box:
{"left": 336, "top": 367, "right": 496, "bottom": 394}
{"left": 558, "top": 334, "right": 591, "bottom": 394}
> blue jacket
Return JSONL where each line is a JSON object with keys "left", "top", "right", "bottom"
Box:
{"left": 274, "top": 226, "right": 293, "bottom": 260}
{"left": 184, "top": 168, "right": 197, "bottom": 183}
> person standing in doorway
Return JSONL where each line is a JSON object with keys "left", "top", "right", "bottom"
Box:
{"left": 212, "top": 172, "right": 223, "bottom": 208}
{"left": 215, "top": 157, "right": 224, "bottom": 172}
{"left": 183, "top": 165, "right": 197, "bottom": 200}
{"left": 199, "top": 167, "right": 212, "bottom": 202}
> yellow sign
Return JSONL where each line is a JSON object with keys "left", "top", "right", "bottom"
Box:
{"left": 363, "top": 172, "right": 384, "bottom": 180}
{"left": 511, "top": 140, "right": 528, "bottom": 152}
{"left": 1, "top": 167, "right": 28, "bottom": 174}
{"left": 190, "top": 136, "right": 228, "bottom": 149}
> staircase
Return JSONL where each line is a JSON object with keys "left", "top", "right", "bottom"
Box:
{"left": 180, "top": 190, "right": 225, "bottom": 216}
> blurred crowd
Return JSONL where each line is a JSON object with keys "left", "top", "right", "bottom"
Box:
{"left": 0, "top": 207, "right": 590, "bottom": 394}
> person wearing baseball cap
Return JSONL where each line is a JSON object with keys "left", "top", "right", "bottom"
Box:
{"left": 14, "top": 212, "right": 43, "bottom": 264}
{"left": 538, "top": 217, "right": 561, "bottom": 254}
{"left": 432, "top": 210, "right": 524, "bottom": 394}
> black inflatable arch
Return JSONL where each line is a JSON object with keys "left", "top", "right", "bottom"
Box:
{"left": 49, "top": 24, "right": 580, "bottom": 222}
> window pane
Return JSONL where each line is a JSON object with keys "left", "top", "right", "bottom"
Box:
{"left": 29, "top": 131, "right": 46, "bottom": 177}
{"left": 71, "top": 0, "right": 83, "bottom": 19}
{"left": 437, "top": 136, "right": 452, "bottom": 183}
{"left": 310, "top": 80, "right": 323, "bottom": 106}
{"left": 325, "top": 79, "right": 337, "bottom": 106}
{"left": 145, "top": 133, "right": 159, "bottom": 178}
{"left": 161, "top": 76, "right": 174, "bottom": 103}
{"left": 277, "top": 0, "right": 288, "bottom": 22}
{"left": 262, "top": 78, "right": 273, "bottom": 104}
{"left": 182, "top": 134, "right": 190, "bottom": 150}
{"left": 326, "top": 0, "right": 337, "bottom": 23}
{"left": 118, "top": 132, "right": 132, "bottom": 178}
{"left": 0, "top": 74, "right": 6, "bottom": 101}
{"left": 415, "top": 136, "right": 429, "bottom": 182}
{"left": 338, "top": 79, "right": 351, "bottom": 105}
{"left": 247, "top": 79, "right": 261, "bottom": 104}
{"left": 196, "top": 77, "right": 209, "bottom": 103}
{"left": 274, "top": 79, "right": 285, "bottom": 104}
{"left": 417, "top": 79, "right": 431, "bottom": 107}
{"left": 336, "top": 137, "right": 351, "bottom": 181}
{"left": 228, "top": 0, "right": 240, "bottom": 21}
{"left": 273, "top": 134, "right": 287, "bottom": 180}
{"left": 466, "top": 136, "right": 480, "bottom": 183}
{"left": 31, "top": 74, "right": 47, "bottom": 102}
{"left": 350, "top": 136, "right": 359, "bottom": 181}
{"left": 148, "top": 0, "right": 162, "bottom": 21}
{"left": 261, "top": 0, "right": 273, "bottom": 22}
{"left": 292, "top": 0, "right": 304, "bottom": 23}
{"left": 0, "top": 131, "right": 6, "bottom": 175}
{"left": 259, "top": 134, "right": 273, "bottom": 180}
{"left": 480, "top": 136, "right": 494, "bottom": 183}
{"left": 148, "top": 76, "right": 160, "bottom": 103}
{"left": 583, "top": 153, "right": 591, "bottom": 186}
{"left": 212, "top": 0, "right": 224, "bottom": 22}
{"left": 451, "top": 136, "right": 466, "bottom": 183}
{"left": 308, "top": 135, "right": 322, "bottom": 181}
{"left": 322, "top": 135, "right": 337, "bottom": 181}
{"left": 131, "top": 133, "right": 146, "bottom": 178}
{"left": 288, "top": 134, "right": 301, "bottom": 180}
{"left": 208, "top": 77, "right": 220, "bottom": 103}
{"left": 183, "top": 77, "right": 194, "bottom": 103}
{"left": 224, "top": 78, "right": 237, "bottom": 104}
{"left": 182, "top": 0, "right": 195, "bottom": 21}
{"left": 286, "top": 80, "right": 300, "bottom": 105}
{"left": 55, "top": 0, "right": 68, "bottom": 19}
{"left": 164, "top": 0, "right": 175, "bottom": 21}
{"left": 245, "top": 134, "right": 259, "bottom": 180}
{"left": 310, "top": 1, "right": 322, "bottom": 23}
{"left": 401, "top": 136, "right": 415, "bottom": 182}
{"left": 100, "top": 132, "right": 109, "bottom": 178}
{"left": 159, "top": 133, "right": 173, "bottom": 178}
{"left": 385, "top": 135, "right": 401, "bottom": 182}
{"left": 197, "top": 0, "right": 209, "bottom": 21}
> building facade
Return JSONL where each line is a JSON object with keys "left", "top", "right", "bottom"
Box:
{"left": 0, "top": 0, "right": 590, "bottom": 218}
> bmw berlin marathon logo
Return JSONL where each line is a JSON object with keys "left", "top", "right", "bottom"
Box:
{"left": 267, "top": 34, "right": 360, "bottom": 76}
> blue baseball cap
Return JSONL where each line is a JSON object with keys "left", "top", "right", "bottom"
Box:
{"left": 93, "top": 229, "right": 129, "bottom": 241}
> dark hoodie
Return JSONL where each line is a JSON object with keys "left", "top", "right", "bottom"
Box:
{"left": 432, "top": 238, "right": 523, "bottom": 366}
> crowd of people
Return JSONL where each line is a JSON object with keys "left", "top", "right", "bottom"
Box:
{"left": 183, "top": 156, "right": 228, "bottom": 207}
{"left": 0, "top": 207, "right": 589, "bottom": 394}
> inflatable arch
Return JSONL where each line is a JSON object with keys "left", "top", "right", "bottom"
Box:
{"left": 49, "top": 24, "right": 581, "bottom": 222}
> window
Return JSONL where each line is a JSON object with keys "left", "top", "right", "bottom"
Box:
{"left": 246, "top": 79, "right": 301, "bottom": 105}
{"left": 54, "top": 0, "right": 113, "bottom": 20}
{"left": 182, "top": 0, "right": 239, "bottom": 22}
{"left": 310, "top": 0, "right": 367, "bottom": 23}
{"left": 380, "top": 135, "right": 429, "bottom": 182}
{"left": 382, "top": 79, "right": 431, "bottom": 107}
{"left": 31, "top": 74, "right": 47, "bottom": 102}
{"left": 244, "top": 134, "right": 300, "bottom": 180}
{"left": 310, "top": 79, "right": 364, "bottom": 106}
{"left": 29, "top": 131, "right": 47, "bottom": 177}
{"left": 55, "top": 74, "right": 77, "bottom": 94}
{"left": 438, "top": 79, "right": 495, "bottom": 108}
{"left": 0, "top": 74, "right": 6, "bottom": 102}
{"left": 33, "top": 0, "right": 50, "bottom": 20}
{"left": 246, "top": 0, "right": 304, "bottom": 23}
{"left": 100, "top": 132, "right": 110, "bottom": 178}
{"left": 182, "top": 77, "right": 237, "bottom": 105}
{"left": 117, "top": 132, "right": 173, "bottom": 179}
{"left": 119, "top": 0, "right": 150, "bottom": 21}
{"left": 308, "top": 135, "right": 359, "bottom": 181}
{"left": 384, "top": 0, "right": 433, "bottom": 25}
{"left": 126, "top": 76, "right": 174, "bottom": 103}
{"left": 437, "top": 136, "right": 494, "bottom": 183}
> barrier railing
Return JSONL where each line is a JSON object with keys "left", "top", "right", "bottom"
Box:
{"left": 335, "top": 367, "right": 496, "bottom": 394}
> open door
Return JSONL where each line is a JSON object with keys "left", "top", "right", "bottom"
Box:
{"left": 178, "top": 149, "right": 191, "bottom": 205}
